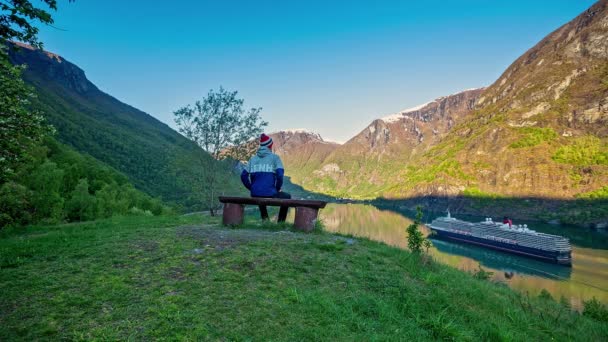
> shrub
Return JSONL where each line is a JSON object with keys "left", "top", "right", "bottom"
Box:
{"left": 66, "top": 179, "right": 98, "bottom": 222}
{"left": 576, "top": 186, "right": 608, "bottom": 200}
{"left": 406, "top": 206, "right": 432, "bottom": 254}
{"left": 128, "top": 207, "right": 153, "bottom": 217}
{"left": 510, "top": 127, "right": 557, "bottom": 148}
{"left": 538, "top": 289, "right": 554, "bottom": 301}
{"left": 0, "top": 182, "right": 32, "bottom": 228}
{"left": 472, "top": 265, "right": 494, "bottom": 280}
{"left": 552, "top": 136, "right": 608, "bottom": 166}
{"left": 583, "top": 297, "right": 608, "bottom": 322}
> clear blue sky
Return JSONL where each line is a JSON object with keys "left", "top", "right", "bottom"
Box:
{"left": 37, "top": 0, "right": 597, "bottom": 143}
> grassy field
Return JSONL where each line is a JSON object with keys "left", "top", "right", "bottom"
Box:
{"left": 1, "top": 214, "right": 607, "bottom": 340}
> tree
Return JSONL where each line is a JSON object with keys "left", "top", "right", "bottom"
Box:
{"left": 66, "top": 178, "right": 97, "bottom": 221}
{"left": 0, "top": 181, "right": 32, "bottom": 227}
{"left": 27, "top": 160, "right": 64, "bottom": 222}
{"left": 406, "top": 206, "right": 432, "bottom": 255}
{"left": 0, "top": 47, "right": 51, "bottom": 182}
{"left": 1, "top": 0, "right": 73, "bottom": 183}
{"left": 173, "top": 87, "right": 267, "bottom": 214}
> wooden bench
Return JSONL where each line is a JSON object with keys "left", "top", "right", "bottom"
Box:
{"left": 218, "top": 196, "right": 327, "bottom": 232}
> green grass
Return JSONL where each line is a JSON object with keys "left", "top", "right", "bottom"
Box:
{"left": 509, "top": 127, "right": 557, "bottom": 148}
{"left": 1, "top": 215, "right": 607, "bottom": 340}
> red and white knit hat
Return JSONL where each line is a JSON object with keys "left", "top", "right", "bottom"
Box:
{"left": 260, "top": 133, "right": 273, "bottom": 149}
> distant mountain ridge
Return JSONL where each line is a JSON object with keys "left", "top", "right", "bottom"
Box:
{"left": 267, "top": 130, "right": 339, "bottom": 187}
{"left": 8, "top": 43, "right": 242, "bottom": 208}
{"left": 278, "top": 88, "right": 485, "bottom": 197}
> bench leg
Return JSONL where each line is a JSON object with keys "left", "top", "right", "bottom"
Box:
{"left": 258, "top": 205, "right": 269, "bottom": 220}
{"left": 278, "top": 206, "right": 289, "bottom": 223}
{"left": 294, "top": 207, "right": 319, "bottom": 232}
{"left": 223, "top": 203, "right": 244, "bottom": 225}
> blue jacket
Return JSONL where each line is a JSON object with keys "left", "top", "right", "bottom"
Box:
{"left": 240, "top": 146, "right": 285, "bottom": 197}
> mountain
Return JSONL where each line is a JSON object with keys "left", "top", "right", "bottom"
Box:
{"left": 285, "top": 0, "right": 608, "bottom": 224}
{"left": 269, "top": 129, "right": 340, "bottom": 185}
{"left": 288, "top": 89, "right": 484, "bottom": 197}
{"left": 404, "top": 0, "right": 608, "bottom": 200}
{"left": 8, "top": 43, "right": 242, "bottom": 208}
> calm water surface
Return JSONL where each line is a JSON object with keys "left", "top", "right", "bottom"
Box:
{"left": 316, "top": 203, "right": 608, "bottom": 309}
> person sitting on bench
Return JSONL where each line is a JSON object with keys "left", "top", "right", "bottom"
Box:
{"left": 240, "top": 133, "right": 291, "bottom": 220}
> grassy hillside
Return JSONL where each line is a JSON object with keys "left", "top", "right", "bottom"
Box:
{"left": 8, "top": 44, "right": 243, "bottom": 209}
{"left": 0, "top": 215, "right": 606, "bottom": 340}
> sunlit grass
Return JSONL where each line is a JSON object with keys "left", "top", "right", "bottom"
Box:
{"left": 1, "top": 215, "right": 606, "bottom": 340}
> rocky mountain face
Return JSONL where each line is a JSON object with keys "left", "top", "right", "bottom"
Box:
{"left": 348, "top": 88, "right": 484, "bottom": 153}
{"left": 415, "top": 0, "right": 608, "bottom": 201}
{"left": 476, "top": 1, "right": 608, "bottom": 134}
{"left": 285, "top": 89, "right": 485, "bottom": 197}
{"left": 10, "top": 42, "right": 96, "bottom": 94}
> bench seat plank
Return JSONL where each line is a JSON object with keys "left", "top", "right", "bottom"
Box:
{"left": 219, "top": 196, "right": 326, "bottom": 209}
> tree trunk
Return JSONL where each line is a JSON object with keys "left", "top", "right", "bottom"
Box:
{"left": 209, "top": 187, "right": 215, "bottom": 216}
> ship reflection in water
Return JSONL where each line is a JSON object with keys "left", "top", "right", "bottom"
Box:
{"left": 430, "top": 238, "right": 572, "bottom": 280}
{"left": 318, "top": 203, "right": 608, "bottom": 310}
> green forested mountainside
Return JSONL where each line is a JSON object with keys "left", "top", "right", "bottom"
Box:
{"left": 0, "top": 137, "right": 166, "bottom": 227}
{"left": 7, "top": 44, "right": 243, "bottom": 209}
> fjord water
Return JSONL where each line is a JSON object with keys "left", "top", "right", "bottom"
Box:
{"left": 318, "top": 203, "right": 608, "bottom": 309}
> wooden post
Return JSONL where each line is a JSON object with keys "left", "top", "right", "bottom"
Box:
{"left": 294, "top": 207, "right": 319, "bottom": 232}
{"left": 222, "top": 203, "right": 244, "bottom": 225}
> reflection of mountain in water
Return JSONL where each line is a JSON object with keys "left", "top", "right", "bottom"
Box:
{"left": 431, "top": 238, "right": 572, "bottom": 280}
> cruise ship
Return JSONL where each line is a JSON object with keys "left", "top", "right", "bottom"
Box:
{"left": 427, "top": 213, "right": 572, "bottom": 265}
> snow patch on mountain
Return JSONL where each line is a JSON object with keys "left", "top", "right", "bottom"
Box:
{"left": 272, "top": 128, "right": 334, "bottom": 143}
{"left": 380, "top": 88, "right": 485, "bottom": 124}
{"left": 381, "top": 101, "right": 433, "bottom": 123}
{"left": 283, "top": 128, "right": 313, "bottom": 134}
{"left": 322, "top": 138, "right": 343, "bottom": 145}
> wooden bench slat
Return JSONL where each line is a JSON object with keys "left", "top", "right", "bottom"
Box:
{"left": 218, "top": 196, "right": 327, "bottom": 208}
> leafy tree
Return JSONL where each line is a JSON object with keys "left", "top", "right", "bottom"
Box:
{"left": 1, "top": 0, "right": 74, "bottom": 183}
{"left": 0, "top": 46, "right": 51, "bottom": 182}
{"left": 174, "top": 87, "right": 267, "bottom": 160}
{"left": 173, "top": 87, "right": 267, "bottom": 214}
{"left": 27, "top": 160, "right": 64, "bottom": 222}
